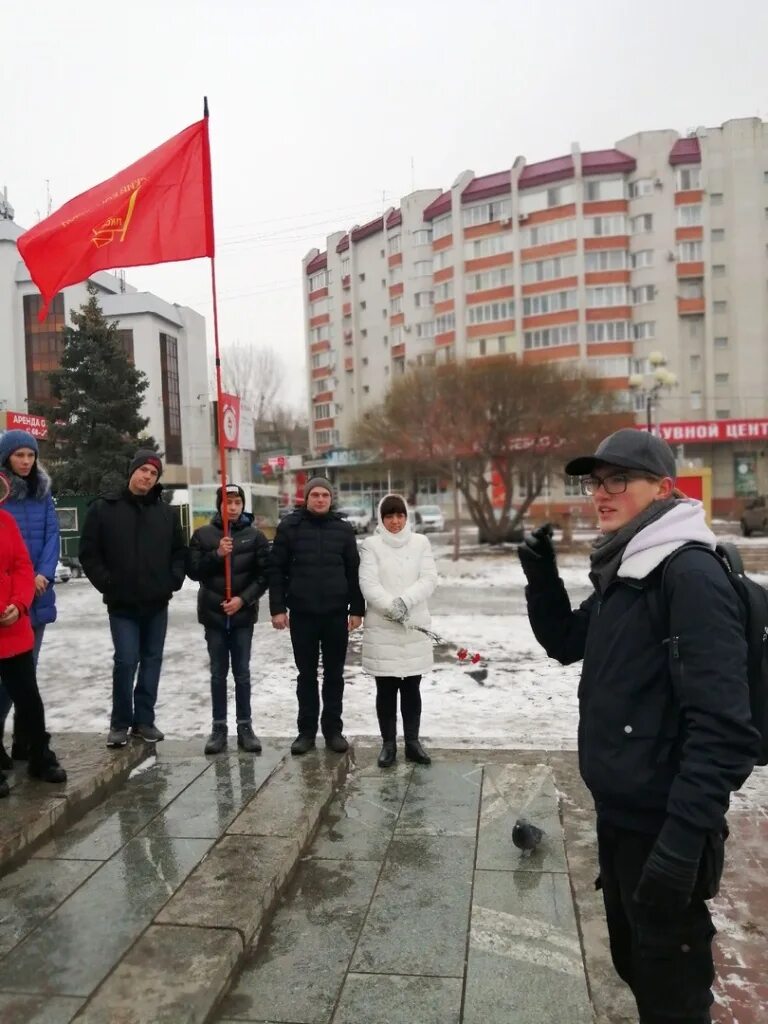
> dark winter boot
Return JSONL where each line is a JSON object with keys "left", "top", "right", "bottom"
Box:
{"left": 404, "top": 739, "right": 431, "bottom": 765}
{"left": 237, "top": 722, "right": 262, "bottom": 754}
{"left": 28, "top": 746, "right": 67, "bottom": 784}
{"left": 378, "top": 741, "right": 397, "bottom": 768}
{"left": 204, "top": 722, "right": 227, "bottom": 755}
{"left": 324, "top": 733, "right": 349, "bottom": 754}
{"left": 291, "top": 733, "right": 316, "bottom": 756}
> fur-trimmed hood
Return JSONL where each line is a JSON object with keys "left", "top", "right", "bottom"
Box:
{"left": 5, "top": 463, "right": 52, "bottom": 502}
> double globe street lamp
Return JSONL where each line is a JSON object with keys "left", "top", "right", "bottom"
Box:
{"left": 628, "top": 350, "right": 678, "bottom": 433}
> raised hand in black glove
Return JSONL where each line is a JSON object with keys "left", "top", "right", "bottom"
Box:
{"left": 517, "top": 523, "right": 556, "bottom": 579}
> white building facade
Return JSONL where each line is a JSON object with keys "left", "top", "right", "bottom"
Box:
{"left": 0, "top": 215, "right": 216, "bottom": 486}
{"left": 303, "top": 118, "right": 768, "bottom": 514}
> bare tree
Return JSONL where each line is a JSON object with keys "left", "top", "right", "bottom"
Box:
{"left": 355, "top": 357, "right": 631, "bottom": 555}
{"left": 222, "top": 341, "right": 284, "bottom": 423}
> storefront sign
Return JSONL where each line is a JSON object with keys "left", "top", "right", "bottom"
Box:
{"left": 3, "top": 411, "right": 48, "bottom": 439}
{"left": 658, "top": 419, "right": 768, "bottom": 444}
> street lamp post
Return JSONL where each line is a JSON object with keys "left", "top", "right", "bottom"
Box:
{"left": 628, "top": 351, "right": 678, "bottom": 434}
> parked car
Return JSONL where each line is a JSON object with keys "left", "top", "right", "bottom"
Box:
{"left": 741, "top": 496, "right": 768, "bottom": 536}
{"left": 415, "top": 504, "right": 445, "bottom": 533}
{"left": 338, "top": 505, "right": 372, "bottom": 534}
{"left": 54, "top": 560, "right": 72, "bottom": 584}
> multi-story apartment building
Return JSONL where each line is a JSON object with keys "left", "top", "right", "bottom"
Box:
{"left": 1, "top": 211, "right": 216, "bottom": 485}
{"left": 304, "top": 118, "right": 768, "bottom": 513}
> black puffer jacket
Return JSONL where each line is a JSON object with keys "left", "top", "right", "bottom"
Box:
{"left": 525, "top": 546, "right": 759, "bottom": 836}
{"left": 187, "top": 512, "right": 270, "bottom": 629}
{"left": 79, "top": 486, "right": 187, "bottom": 615}
{"left": 268, "top": 506, "right": 364, "bottom": 617}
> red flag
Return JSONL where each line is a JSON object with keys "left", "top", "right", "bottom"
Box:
{"left": 17, "top": 118, "right": 214, "bottom": 320}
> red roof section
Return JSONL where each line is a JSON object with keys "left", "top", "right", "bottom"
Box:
{"left": 336, "top": 234, "right": 350, "bottom": 253}
{"left": 669, "top": 137, "right": 701, "bottom": 166}
{"left": 423, "top": 192, "right": 451, "bottom": 221}
{"left": 582, "top": 148, "right": 636, "bottom": 174}
{"left": 461, "top": 170, "right": 511, "bottom": 203}
{"left": 350, "top": 216, "right": 384, "bottom": 243}
{"left": 386, "top": 209, "right": 402, "bottom": 228}
{"left": 306, "top": 251, "right": 327, "bottom": 274}
{"left": 518, "top": 155, "right": 574, "bottom": 189}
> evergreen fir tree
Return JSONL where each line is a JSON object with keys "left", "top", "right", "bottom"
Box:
{"left": 45, "top": 284, "right": 157, "bottom": 495}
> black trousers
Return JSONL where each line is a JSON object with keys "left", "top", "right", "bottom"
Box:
{"left": 375, "top": 675, "right": 422, "bottom": 740}
{"left": 597, "top": 821, "right": 721, "bottom": 1024}
{"left": 289, "top": 611, "right": 348, "bottom": 738}
{"left": 0, "top": 651, "right": 48, "bottom": 760}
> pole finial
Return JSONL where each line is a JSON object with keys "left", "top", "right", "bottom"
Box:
{"left": 204, "top": 96, "right": 209, "bottom": 118}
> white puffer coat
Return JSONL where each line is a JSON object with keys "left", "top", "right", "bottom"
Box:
{"left": 359, "top": 497, "right": 438, "bottom": 677}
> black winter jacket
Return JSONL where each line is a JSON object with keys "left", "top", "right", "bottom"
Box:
{"left": 187, "top": 512, "right": 270, "bottom": 630}
{"left": 79, "top": 486, "right": 187, "bottom": 615}
{"left": 268, "top": 507, "right": 365, "bottom": 617}
{"left": 525, "top": 547, "right": 759, "bottom": 837}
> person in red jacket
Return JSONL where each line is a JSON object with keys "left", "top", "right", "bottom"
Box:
{"left": 0, "top": 471, "right": 66, "bottom": 797}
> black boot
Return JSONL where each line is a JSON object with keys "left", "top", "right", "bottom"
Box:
{"left": 291, "top": 733, "right": 316, "bottom": 756}
{"left": 28, "top": 745, "right": 67, "bottom": 784}
{"left": 404, "top": 739, "right": 431, "bottom": 765}
{"left": 378, "top": 741, "right": 397, "bottom": 768}
{"left": 204, "top": 722, "right": 227, "bottom": 755}
{"left": 237, "top": 722, "right": 262, "bottom": 753}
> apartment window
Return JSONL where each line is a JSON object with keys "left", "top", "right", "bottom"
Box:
{"left": 713, "top": 300, "right": 727, "bottom": 313}
{"left": 412, "top": 228, "right": 432, "bottom": 245}
{"left": 310, "top": 351, "right": 330, "bottom": 369}
{"left": 522, "top": 290, "right": 576, "bottom": 316}
{"left": 585, "top": 249, "right": 628, "bottom": 271}
{"left": 584, "top": 178, "right": 625, "bottom": 201}
{"left": 312, "top": 377, "right": 328, "bottom": 395}
{"left": 678, "top": 241, "right": 703, "bottom": 261}
{"left": 308, "top": 270, "right": 329, "bottom": 291}
{"left": 462, "top": 199, "right": 512, "bottom": 227}
{"left": 564, "top": 476, "right": 582, "bottom": 497}
{"left": 464, "top": 233, "right": 513, "bottom": 260}
{"left": 434, "top": 280, "right": 454, "bottom": 300}
{"left": 588, "top": 356, "right": 631, "bottom": 379}
{"left": 415, "top": 321, "right": 435, "bottom": 338}
{"left": 712, "top": 264, "right": 726, "bottom": 277}
{"left": 676, "top": 167, "right": 701, "bottom": 191}
{"left": 435, "top": 313, "right": 456, "bottom": 333}
{"left": 389, "top": 265, "right": 403, "bottom": 285}
{"left": 631, "top": 250, "right": 654, "bottom": 269}
{"left": 341, "top": 258, "right": 350, "bottom": 276}
{"left": 359, "top": 300, "right": 366, "bottom": 310}
{"left": 632, "top": 285, "right": 656, "bottom": 304}
{"left": 388, "top": 234, "right": 401, "bottom": 255}
{"left": 314, "top": 403, "right": 331, "bottom": 420}
{"left": 309, "top": 324, "right": 329, "bottom": 343}
{"left": 677, "top": 204, "right": 702, "bottom": 227}
{"left": 690, "top": 354, "right": 701, "bottom": 372}
{"left": 159, "top": 333, "right": 182, "bottom": 464}
{"left": 435, "top": 345, "right": 455, "bottom": 364}
{"left": 679, "top": 281, "right": 704, "bottom": 299}
{"left": 715, "top": 373, "right": 730, "bottom": 385}
{"left": 467, "top": 300, "right": 515, "bottom": 324}
{"left": 389, "top": 297, "right": 402, "bottom": 314}
{"left": 630, "top": 214, "right": 653, "bottom": 234}
{"left": 587, "top": 320, "right": 631, "bottom": 342}
{"left": 714, "top": 336, "right": 729, "bottom": 348}
{"left": 433, "top": 250, "right": 451, "bottom": 271}
{"left": 521, "top": 219, "right": 576, "bottom": 247}
{"left": 520, "top": 255, "right": 577, "bottom": 283}
{"left": 414, "top": 291, "right": 434, "bottom": 307}
{"left": 629, "top": 178, "right": 655, "bottom": 198}
{"left": 586, "top": 285, "right": 629, "bottom": 307}
{"left": 710, "top": 193, "right": 724, "bottom": 206}
{"left": 309, "top": 297, "right": 328, "bottom": 317}
{"left": 519, "top": 184, "right": 575, "bottom": 216}
{"left": 391, "top": 325, "right": 403, "bottom": 344}
{"left": 413, "top": 260, "right": 433, "bottom": 277}
{"left": 432, "top": 215, "right": 453, "bottom": 240}
{"left": 524, "top": 324, "right": 579, "bottom": 350}
{"left": 585, "top": 215, "right": 628, "bottom": 237}
{"left": 690, "top": 390, "right": 702, "bottom": 410}
{"left": 633, "top": 321, "right": 656, "bottom": 340}
{"left": 711, "top": 229, "right": 725, "bottom": 242}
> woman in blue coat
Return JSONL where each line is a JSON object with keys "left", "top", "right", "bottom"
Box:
{"left": 0, "top": 430, "right": 60, "bottom": 766}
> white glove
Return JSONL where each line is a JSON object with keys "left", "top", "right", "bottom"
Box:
{"left": 385, "top": 597, "right": 409, "bottom": 623}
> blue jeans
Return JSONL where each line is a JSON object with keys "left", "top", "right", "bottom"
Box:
{"left": 109, "top": 608, "right": 168, "bottom": 730}
{"left": 205, "top": 625, "right": 253, "bottom": 723}
{"left": 0, "top": 624, "right": 46, "bottom": 730}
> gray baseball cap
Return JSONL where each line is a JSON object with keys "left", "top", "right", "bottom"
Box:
{"left": 565, "top": 428, "right": 676, "bottom": 479}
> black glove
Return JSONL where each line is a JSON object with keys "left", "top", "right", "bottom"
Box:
{"left": 633, "top": 820, "right": 705, "bottom": 915}
{"left": 517, "top": 523, "right": 556, "bottom": 578}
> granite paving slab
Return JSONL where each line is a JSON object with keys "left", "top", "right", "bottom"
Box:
{"left": 0, "top": 993, "right": 85, "bottom": 1024}
{"left": 332, "top": 973, "right": 463, "bottom": 1024}
{"left": 309, "top": 773, "right": 411, "bottom": 862}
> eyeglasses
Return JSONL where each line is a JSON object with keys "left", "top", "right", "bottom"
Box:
{"left": 580, "top": 472, "right": 656, "bottom": 496}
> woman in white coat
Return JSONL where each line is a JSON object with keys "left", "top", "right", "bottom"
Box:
{"left": 359, "top": 494, "right": 438, "bottom": 768}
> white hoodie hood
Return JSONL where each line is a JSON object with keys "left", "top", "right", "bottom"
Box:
{"left": 375, "top": 494, "right": 412, "bottom": 548}
{"left": 618, "top": 500, "right": 716, "bottom": 580}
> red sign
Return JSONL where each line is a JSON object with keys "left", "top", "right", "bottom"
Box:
{"left": 5, "top": 412, "right": 48, "bottom": 439}
{"left": 658, "top": 419, "right": 768, "bottom": 444}
{"left": 220, "top": 393, "right": 241, "bottom": 450}
{"left": 268, "top": 456, "right": 287, "bottom": 470}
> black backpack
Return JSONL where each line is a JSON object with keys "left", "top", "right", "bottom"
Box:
{"left": 648, "top": 541, "right": 768, "bottom": 766}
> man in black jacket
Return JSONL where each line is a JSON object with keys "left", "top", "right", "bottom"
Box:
{"left": 79, "top": 450, "right": 187, "bottom": 748}
{"left": 187, "top": 484, "right": 270, "bottom": 755}
{"left": 269, "top": 476, "right": 364, "bottom": 755}
{"left": 518, "top": 429, "right": 759, "bottom": 1024}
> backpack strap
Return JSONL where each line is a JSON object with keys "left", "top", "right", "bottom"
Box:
{"left": 645, "top": 542, "right": 725, "bottom": 643}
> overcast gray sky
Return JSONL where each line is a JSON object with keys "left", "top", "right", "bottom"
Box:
{"left": 3, "top": 0, "right": 767, "bottom": 409}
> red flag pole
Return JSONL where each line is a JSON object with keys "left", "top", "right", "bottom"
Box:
{"left": 204, "top": 97, "right": 231, "bottom": 599}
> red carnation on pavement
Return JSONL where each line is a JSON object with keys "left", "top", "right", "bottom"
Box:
{"left": 457, "top": 648, "right": 468, "bottom": 661}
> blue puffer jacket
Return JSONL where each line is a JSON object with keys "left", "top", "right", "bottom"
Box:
{"left": 2, "top": 465, "right": 59, "bottom": 626}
